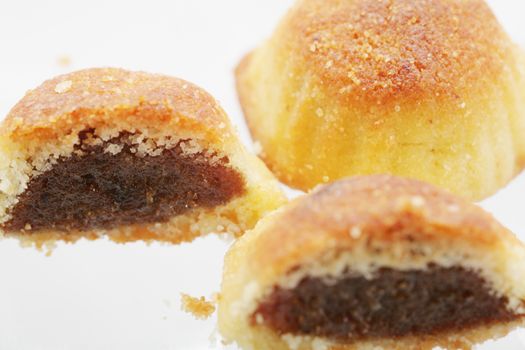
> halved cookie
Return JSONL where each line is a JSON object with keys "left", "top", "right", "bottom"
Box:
{"left": 219, "top": 175, "right": 525, "bottom": 350}
{"left": 0, "top": 68, "right": 286, "bottom": 246}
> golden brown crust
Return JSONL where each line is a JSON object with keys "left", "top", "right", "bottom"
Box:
{"left": 284, "top": 0, "right": 511, "bottom": 105}
{"left": 3, "top": 67, "right": 230, "bottom": 144}
{"left": 251, "top": 175, "right": 516, "bottom": 279}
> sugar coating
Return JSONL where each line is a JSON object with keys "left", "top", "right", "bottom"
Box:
{"left": 289, "top": 0, "right": 512, "bottom": 105}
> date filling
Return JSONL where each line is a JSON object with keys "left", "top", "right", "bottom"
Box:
{"left": 254, "top": 266, "right": 517, "bottom": 341}
{"left": 3, "top": 130, "right": 245, "bottom": 232}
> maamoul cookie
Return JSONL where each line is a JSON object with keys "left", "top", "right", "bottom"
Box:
{"left": 236, "top": 0, "right": 525, "bottom": 200}
{"left": 0, "top": 68, "right": 286, "bottom": 246}
{"left": 218, "top": 175, "right": 525, "bottom": 350}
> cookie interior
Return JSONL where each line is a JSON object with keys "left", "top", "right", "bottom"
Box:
{"left": 254, "top": 265, "right": 518, "bottom": 341}
{"left": 2, "top": 130, "right": 245, "bottom": 233}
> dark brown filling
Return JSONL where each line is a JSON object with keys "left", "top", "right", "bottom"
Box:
{"left": 254, "top": 266, "right": 516, "bottom": 341}
{"left": 3, "top": 130, "right": 245, "bottom": 233}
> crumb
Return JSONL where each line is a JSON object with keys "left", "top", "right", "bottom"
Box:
{"left": 180, "top": 293, "right": 216, "bottom": 320}
{"left": 104, "top": 143, "right": 124, "bottom": 155}
{"left": 56, "top": 55, "right": 71, "bottom": 67}
{"left": 43, "top": 241, "right": 57, "bottom": 257}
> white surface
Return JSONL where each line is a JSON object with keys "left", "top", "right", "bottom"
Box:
{"left": 0, "top": 1, "right": 524, "bottom": 349}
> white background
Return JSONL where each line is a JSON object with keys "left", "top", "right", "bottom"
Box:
{"left": 0, "top": 1, "right": 524, "bottom": 349}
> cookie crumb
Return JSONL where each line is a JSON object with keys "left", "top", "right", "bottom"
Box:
{"left": 180, "top": 293, "right": 216, "bottom": 320}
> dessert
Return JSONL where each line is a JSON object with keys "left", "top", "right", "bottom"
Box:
{"left": 236, "top": 0, "right": 525, "bottom": 200}
{"left": 0, "top": 68, "right": 286, "bottom": 246}
{"left": 219, "top": 175, "right": 525, "bottom": 349}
